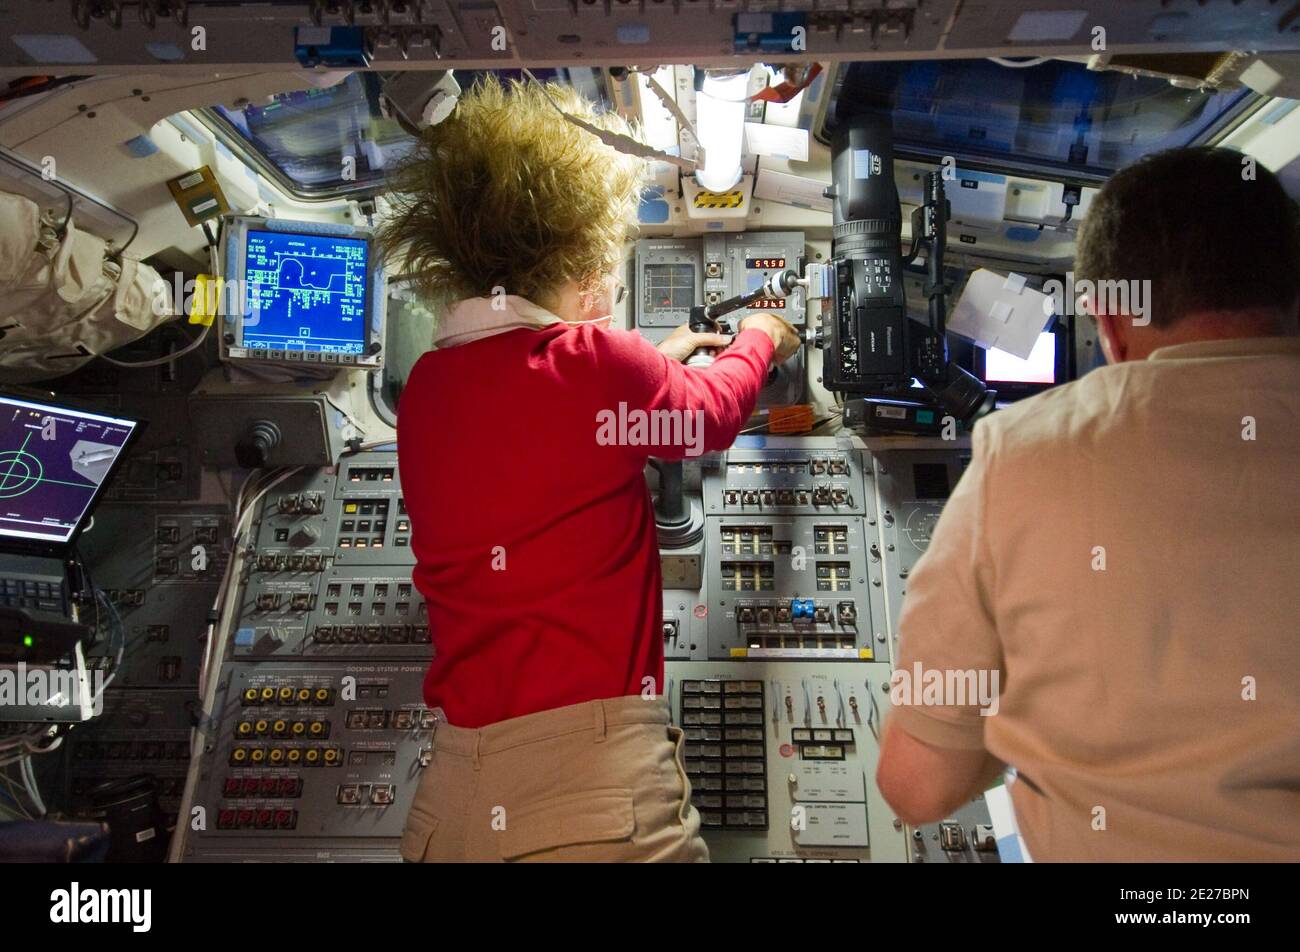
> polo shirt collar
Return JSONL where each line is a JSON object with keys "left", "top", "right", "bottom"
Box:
{"left": 432, "top": 295, "right": 564, "bottom": 348}
{"left": 1147, "top": 335, "right": 1300, "bottom": 362}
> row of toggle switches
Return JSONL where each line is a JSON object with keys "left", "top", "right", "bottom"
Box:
{"left": 723, "top": 486, "right": 851, "bottom": 507}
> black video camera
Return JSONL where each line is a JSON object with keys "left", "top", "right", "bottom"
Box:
{"left": 819, "top": 113, "right": 995, "bottom": 425}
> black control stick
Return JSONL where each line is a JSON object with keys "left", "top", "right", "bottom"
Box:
{"left": 650, "top": 459, "right": 703, "bottom": 548}
{"left": 686, "top": 268, "right": 802, "bottom": 368}
{"left": 235, "top": 420, "right": 282, "bottom": 469}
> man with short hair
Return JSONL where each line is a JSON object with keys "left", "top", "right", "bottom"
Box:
{"left": 875, "top": 147, "right": 1300, "bottom": 861}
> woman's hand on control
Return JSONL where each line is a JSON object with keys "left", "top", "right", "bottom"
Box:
{"left": 738, "top": 313, "right": 802, "bottom": 363}
{"left": 656, "top": 324, "right": 733, "bottom": 364}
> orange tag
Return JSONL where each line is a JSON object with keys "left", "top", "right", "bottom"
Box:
{"left": 768, "top": 404, "right": 816, "bottom": 434}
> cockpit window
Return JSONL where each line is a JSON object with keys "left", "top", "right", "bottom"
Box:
{"left": 824, "top": 59, "right": 1255, "bottom": 181}
{"left": 210, "top": 73, "right": 414, "bottom": 196}
{"left": 208, "top": 69, "right": 613, "bottom": 199}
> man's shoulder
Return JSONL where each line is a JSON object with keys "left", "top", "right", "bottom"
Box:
{"left": 975, "top": 368, "right": 1117, "bottom": 457}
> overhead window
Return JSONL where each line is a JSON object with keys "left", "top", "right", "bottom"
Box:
{"left": 209, "top": 73, "right": 414, "bottom": 195}
{"left": 207, "top": 69, "right": 613, "bottom": 198}
{"left": 822, "top": 58, "right": 1255, "bottom": 181}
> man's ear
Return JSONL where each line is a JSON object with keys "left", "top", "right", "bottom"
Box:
{"left": 1094, "top": 310, "right": 1129, "bottom": 364}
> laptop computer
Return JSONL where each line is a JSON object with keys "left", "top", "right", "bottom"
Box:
{"left": 0, "top": 391, "right": 141, "bottom": 664}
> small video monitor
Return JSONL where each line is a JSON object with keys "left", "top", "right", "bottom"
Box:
{"left": 0, "top": 394, "right": 141, "bottom": 549}
{"left": 974, "top": 328, "right": 1068, "bottom": 400}
{"left": 641, "top": 261, "right": 697, "bottom": 323}
{"left": 221, "top": 216, "right": 385, "bottom": 368}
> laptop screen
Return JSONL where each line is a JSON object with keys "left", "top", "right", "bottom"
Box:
{"left": 0, "top": 395, "right": 140, "bottom": 547}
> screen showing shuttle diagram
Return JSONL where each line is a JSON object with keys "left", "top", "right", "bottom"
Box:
{"left": 240, "top": 229, "right": 370, "bottom": 355}
{"left": 0, "top": 396, "right": 138, "bottom": 545}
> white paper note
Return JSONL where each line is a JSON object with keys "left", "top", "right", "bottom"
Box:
{"left": 744, "top": 122, "right": 810, "bottom": 162}
{"left": 752, "top": 168, "right": 831, "bottom": 212}
{"left": 947, "top": 268, "right": 1051, "bottom": 359}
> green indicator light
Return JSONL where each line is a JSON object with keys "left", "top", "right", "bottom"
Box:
{"left": 23, "top": 635, "right": 34, "bottom": 648}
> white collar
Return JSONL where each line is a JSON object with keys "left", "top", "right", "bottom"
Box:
{"left": 431, "top": 295, "right": 565, "bottom": 348}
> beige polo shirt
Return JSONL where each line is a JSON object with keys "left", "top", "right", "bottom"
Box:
{"left": 891, "top": 335, "right": 1300, "bottom": 861}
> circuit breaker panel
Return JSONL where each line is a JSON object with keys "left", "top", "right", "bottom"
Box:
{"left": 665, "top": 660, "right": 905, "bottom": 863}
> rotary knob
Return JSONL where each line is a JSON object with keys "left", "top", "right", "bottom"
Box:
{"left": 290, "top": 526, "right": 320, "bottom": 547}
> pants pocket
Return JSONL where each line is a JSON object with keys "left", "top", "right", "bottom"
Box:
{"left": 496, "top": 788, "right": 635, "bottom": 862}
{"left": 399, "top": 808, "right": 440, "bottom": 863}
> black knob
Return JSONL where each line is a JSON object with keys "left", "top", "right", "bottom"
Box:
{"left": 290, "top": 526, "right": 321, "bottom": 547}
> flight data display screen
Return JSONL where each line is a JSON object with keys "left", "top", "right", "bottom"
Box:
{"left": 0, "top": 396, "right": 138, "bottom": 545}
{"left": 240, "top": 229, "right": 369, "bottom": 355}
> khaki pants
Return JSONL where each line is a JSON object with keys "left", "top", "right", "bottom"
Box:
{"left": 400, "top": 695, "right": 710, "bottom": 863}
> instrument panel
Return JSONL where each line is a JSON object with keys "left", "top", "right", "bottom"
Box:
{"left": 665, "top": 660, "right": 906, "bottom": 863}
{"left": 870, "top": 449, "right": 973, "bottom": 658}
{"left": 45, "top": 440, "right": 999, "bottom": 864}
{"left": 233, "top": 454, "right": 432, "bottom": 660}
{"left": 633, "top": 233, "right": 807, "bottom": 408}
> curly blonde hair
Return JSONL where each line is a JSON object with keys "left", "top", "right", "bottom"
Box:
{"left": 378, "top": 75, "right": 646, "bottom": 306}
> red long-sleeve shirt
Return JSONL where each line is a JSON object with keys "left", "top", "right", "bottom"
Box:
{"left": 397, "top": 323, "right": 775, "bottom": 728}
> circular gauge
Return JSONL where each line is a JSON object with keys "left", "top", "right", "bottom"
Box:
{"left": 903, "top": 505, "right": 942, "bottom": 551}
